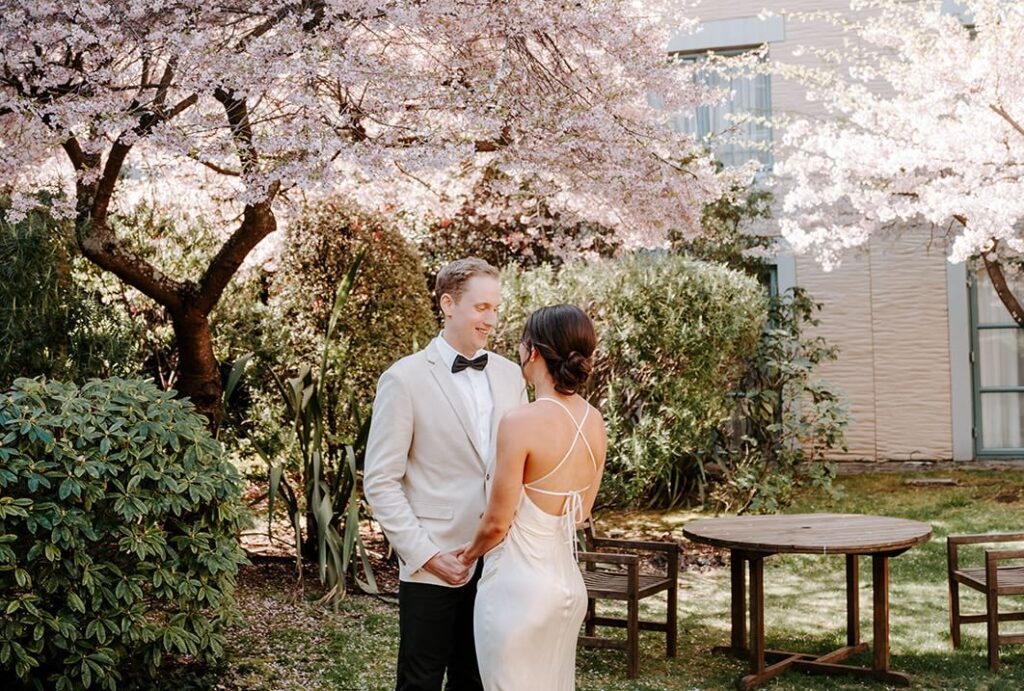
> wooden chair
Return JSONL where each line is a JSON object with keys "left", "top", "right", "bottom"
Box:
{"left": 577, "top": 522, "right": 679, "bottom": 678}
{"left": 947, "top": 531, "right": 1024, "bottom": 670}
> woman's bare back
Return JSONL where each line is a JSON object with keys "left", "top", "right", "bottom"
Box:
{"left": 521, "top": 396, "right": 607, "bottom": 517}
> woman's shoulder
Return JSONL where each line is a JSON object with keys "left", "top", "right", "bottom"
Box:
{"left": 502, "top": 400, "right": 543, "bottom": 424}
{"left": 524, "top": 397, "right": 606, "bottom": 425}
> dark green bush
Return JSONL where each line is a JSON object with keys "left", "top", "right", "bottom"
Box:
{"left": 274, "top": 198, "right": 438, "bottom": 434}
{"left": 494, "top": 253, "right": 766, "bottom": 507}
{"left": 705, "top": 288, "right": 846, "bottom": 514}
{"left": 675, "top": 186, "right": 847, "bottom": 513}
{"left": 0, "top": 209, "right": 141, "bottom": 388}
{"left": 0, "top": 377, "right": 248, "bottom": 690}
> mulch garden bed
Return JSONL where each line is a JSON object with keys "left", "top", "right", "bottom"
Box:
{"left": 241, "top": 508, "right": 727, "bottom": 598}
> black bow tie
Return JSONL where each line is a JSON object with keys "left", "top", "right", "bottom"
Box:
{"left": 452, "top": 353, "right": 488, "bottom": 373}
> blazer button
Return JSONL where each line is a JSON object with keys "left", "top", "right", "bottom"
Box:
{"left": 485, "top": 473, "right": 491, "bottom": 480}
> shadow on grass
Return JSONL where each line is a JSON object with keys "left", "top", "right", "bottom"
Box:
{"left": 149, "top": 469, "right": 1024, "bottom": 690}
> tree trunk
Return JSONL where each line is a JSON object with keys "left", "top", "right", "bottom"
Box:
{"left": 982, "top": 249, "right": 1024, "bottom": 328}
{"left": 171, "top": 307, "right": 223, "bottom": 431}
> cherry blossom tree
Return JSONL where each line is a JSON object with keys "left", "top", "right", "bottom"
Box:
{"left": 774, "top": 0, "right": 1024, "bottom": 323}
{"left": 0, "top": 0, "right": 737, "bottom": 424}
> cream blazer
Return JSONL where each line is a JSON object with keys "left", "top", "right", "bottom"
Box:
{"left": 364, "top": 338, "right": 528, "bottom": 586}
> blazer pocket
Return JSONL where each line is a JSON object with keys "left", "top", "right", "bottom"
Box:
{"left": 411, "top": 502, "right": 454, "bottom": 520}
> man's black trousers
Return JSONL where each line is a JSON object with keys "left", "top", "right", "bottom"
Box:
{"left": 395, "top": 561, "right": 484, "bottom": 691}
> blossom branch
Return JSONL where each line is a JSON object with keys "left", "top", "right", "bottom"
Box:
{"left": 990, "top": 104, "right": 1024, "bottom": 140}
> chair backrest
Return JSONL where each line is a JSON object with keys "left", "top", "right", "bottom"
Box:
{"left": 581, "top": 518, "right": 597, "bottom": 551}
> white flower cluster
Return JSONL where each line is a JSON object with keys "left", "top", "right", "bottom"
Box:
{"left": 0, "top": 0, "right": 745, "bottom": 250}
{"left": 774, "top": 0, "right": 1024, "bottom": 266}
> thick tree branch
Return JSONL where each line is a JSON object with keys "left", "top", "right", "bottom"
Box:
{"left": 953, "top": 215, "right": 1024, "bottom": 328}
{"left": 165, "top": 93, "right": 198, "bottom": 121}
{"left": 152, "top": 59, "right": 177, "bottom": 111}
{"left": 61, "top": 137, "right": 88, "bottom": 170}
{"left": 74, "top": 136, "right": 184, "bottom": 309}
{"left": 214, "top": 88, "right": 260, "bottom": 174}
{"left": 193, "top": 89, "right": 280, "bottom": 315}
{"left": 73, "top": 97, "right": 202, "bottom": 312}
{"left": 981, "top": 240, "right": 1024, "bottom": 328}
{"left": 77, "top": 222, "right": 186, "bottom": 310}
{"left": 92, "top": 140, "right": 132, "bottom": 223}
{"left": 194, "top": 194, "right": 279, "bottom": 315}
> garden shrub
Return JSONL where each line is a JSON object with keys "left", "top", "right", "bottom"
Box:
{"left": 702, "top": 288, "right": 847, "bottom": 514}
{"left": 494, "top": 253, "right": 766, "bottom": 507}
{"left": 0, "top": 377, "right": 248, "bottom": 690}
{"left": 675, "top": 187, "right": 848, "bottom": 513}
{"left": 410, "top": 166, "right": 621, "bottom": 276}
{"left": 0, "top": 208, "right": 140, "bottom": 388}
{"left": 273, "top": 198, "right": 438, "bottom": 434}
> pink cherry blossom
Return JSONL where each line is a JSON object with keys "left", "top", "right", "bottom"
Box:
{"left": 774, "top": 0, "right": 1024, "bottom": 269}
{"left": 0, "top": 0, "right": 741, "bottom": 420}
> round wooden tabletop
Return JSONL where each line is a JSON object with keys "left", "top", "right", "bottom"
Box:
{"left": 682, "top": 513, "right": 932, "bottom": 555}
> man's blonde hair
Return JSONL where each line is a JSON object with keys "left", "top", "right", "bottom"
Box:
{"left": 434, "top": 258, "right": 500, "bottom": 305}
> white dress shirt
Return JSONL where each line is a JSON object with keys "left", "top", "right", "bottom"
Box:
{"left": 436, "top": 333, "right": 494, "bottom": 454}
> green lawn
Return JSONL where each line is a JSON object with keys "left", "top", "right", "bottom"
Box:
{"left": 157, "top": 469, "right": 1024, "bottom": 690}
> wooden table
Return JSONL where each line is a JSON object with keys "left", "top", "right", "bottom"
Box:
{"left": 683, "top": 513, "right": 931, "bottom": 690}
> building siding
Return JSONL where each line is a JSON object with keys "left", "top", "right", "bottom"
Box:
{"left": 674, "top": 3, "right": 959, "bottom": 461}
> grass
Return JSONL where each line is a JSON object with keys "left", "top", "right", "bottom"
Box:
{"left": 158, "top": 469, "right": 1024, "bottom": 690}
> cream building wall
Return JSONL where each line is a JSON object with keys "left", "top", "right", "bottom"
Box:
{"left": 671, "top": 2, "right": 972, "bottom": 461}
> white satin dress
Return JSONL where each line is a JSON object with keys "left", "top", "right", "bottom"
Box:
{"left": 474, "top": 397, "right": 599, "bottom": 691}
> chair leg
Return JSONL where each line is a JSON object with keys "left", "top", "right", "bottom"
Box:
{"left": 986, "top": 584, "right": 999, "bottom": 672}
{"left": 627, "top": 594, "right": 639, "bottom": 679}
{"left": 585, "top": 597, "right": 596, "bottom": 636}
{"left": 949, "top": 578, "right": 961, "bottom": 649}
{"left": 666, "top": 582, "right": 678, "bottom": 658}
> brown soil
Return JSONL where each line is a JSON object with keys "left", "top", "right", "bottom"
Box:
{"left": 241, "top": 515, "right": 726, "bottom": 598}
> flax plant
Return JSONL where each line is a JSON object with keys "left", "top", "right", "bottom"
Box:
{"left": 264, "top": 249, "right": 379, "bottom": 607}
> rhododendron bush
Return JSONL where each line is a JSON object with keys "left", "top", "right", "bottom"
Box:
{"left": 776, "top": 0, "right": 1024, "bottom": 322}
{"left": 0, "top": 0, "right": 737, "bottom": 421}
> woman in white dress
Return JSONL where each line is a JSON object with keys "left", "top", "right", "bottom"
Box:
{"left": 457, "top": 304, "right": 607, "bottom": 691}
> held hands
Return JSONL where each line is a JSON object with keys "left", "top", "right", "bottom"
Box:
{"left": 454, "top": 543, "right": 474, "bottom": 566}
{"left": 422, "top": 549, "right": 473, "bottom": 586}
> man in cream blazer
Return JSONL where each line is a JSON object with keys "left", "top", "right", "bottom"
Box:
{"left": 365, "top": 258, "right": 527, "bottom": 691}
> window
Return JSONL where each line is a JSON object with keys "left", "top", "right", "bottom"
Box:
{"left": 970, "top": 268, "right": 1024, "bottom": 454}
{"left": 671, "top": 51, "right": 773, "bottom": 171}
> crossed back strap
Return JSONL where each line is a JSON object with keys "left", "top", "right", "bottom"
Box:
{"left": 523, "top": 396, "right": 598, "bottom": 499}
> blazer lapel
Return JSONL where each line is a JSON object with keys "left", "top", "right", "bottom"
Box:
{"left": 426, "top": 339, "right": 486, "bottom": 464}
{"left": 484, "top": 356, "right": 507, "bottom": 456}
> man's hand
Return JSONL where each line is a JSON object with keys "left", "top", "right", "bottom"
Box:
{"left": 422, "top": 550, "right": 472, "bottom": 585}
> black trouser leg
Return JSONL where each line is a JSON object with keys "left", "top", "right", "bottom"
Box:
{"left": 396, "top": 562, "right": 483, "bottom": 691}
{"left": 444, "top": 561, "right": 482, "bottom": 690}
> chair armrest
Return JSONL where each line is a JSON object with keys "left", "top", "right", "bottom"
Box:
{"left": 986, "top": 549, "right": 1024, "bottom": 563}
{"left": 577, "top": 551, "right": 640, "bottom": 566}
{"left": 949, "top": 533, "right": 1024, "bottom": 572}
{"left": 589, "top": 536, "right": 679, "bottom": 555}
{"left": 948, "top": 532, "right": 1024, "bottom": 545}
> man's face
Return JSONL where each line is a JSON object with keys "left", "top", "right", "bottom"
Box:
{"left": 441, "top": 275, "right": 501, "bottom": 354}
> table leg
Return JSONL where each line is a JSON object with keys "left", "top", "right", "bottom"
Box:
{"left": 868, "top": 553, "right": 911, "bottom": 685}
{"left": 847, "top": 554, "right": 860, "bottom": 646}
{"left": 749, "top": 555, "right": 765, "bottom": 675}
{"left": 732, "top": 551, "right": 747, "bottom": 653}
{"left": 872, "top": 554, "right": 890, "bottom": 672}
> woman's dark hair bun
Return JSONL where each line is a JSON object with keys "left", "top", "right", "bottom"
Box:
{"left": 555, "top": 351, "right": 592, "bottom": 394}
{"left": 521, "top": 306, "right": 597, "bottom": 395}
